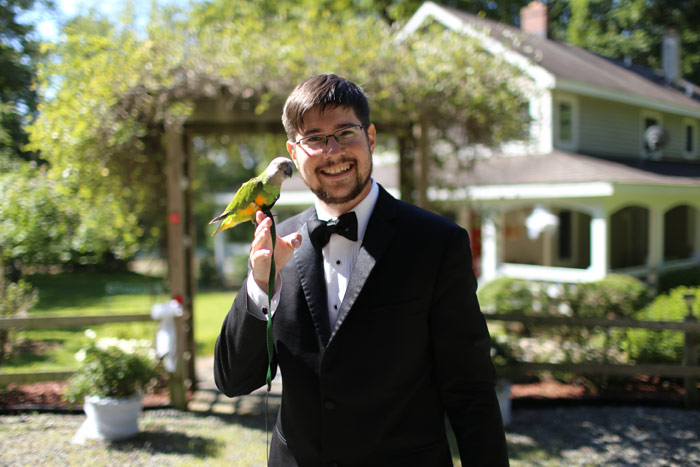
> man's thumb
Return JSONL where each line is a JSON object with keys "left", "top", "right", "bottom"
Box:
{"left": 284, "top": 233, "right": 302, "bottom": 249}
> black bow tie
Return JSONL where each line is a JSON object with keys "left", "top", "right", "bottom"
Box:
{"left": 309, "top": 212, "right": 358, "bottom": 250}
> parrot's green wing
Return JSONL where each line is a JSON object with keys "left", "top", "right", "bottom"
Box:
{"left": 223, "top": 177, "right": 264, "bottom": 215}
{"left": 209, "top": 178, "right": 265, "bottom": 236}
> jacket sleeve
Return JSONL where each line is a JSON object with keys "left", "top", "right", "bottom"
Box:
{"left": 430, "top": 227, "right": 509, "bottom": 466}
{"left": 214, "top": 279, "right": 277, "bottom": 397}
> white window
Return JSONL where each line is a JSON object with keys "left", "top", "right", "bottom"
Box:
{"left": 554, "top": 96, "right": 578, "bottom": 151}
{"left": 683, "top": 118, "right": 699, "bottom": 159}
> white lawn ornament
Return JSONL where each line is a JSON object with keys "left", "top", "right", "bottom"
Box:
{"left": 151, "top": 299, "right": 184, "bottom": 372}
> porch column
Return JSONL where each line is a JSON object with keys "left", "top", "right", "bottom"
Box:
{"left": 542, "top": 228, "right": 553, "bottom": 267}
{"left": 647, "top": 206, "right": 664, "bottom": 275}
{"left": 481, "top": 212, "right": 499, "bottom": 283}
{"left": 589, "top": 207, "right": 608, "bottom": 280}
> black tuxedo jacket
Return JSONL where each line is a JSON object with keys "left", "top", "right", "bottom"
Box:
{"left": 214, "top": 185, "right": 508, "bottom": 466}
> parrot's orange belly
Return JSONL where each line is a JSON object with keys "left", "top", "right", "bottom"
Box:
{"left": 241, "top": 194, "right": 268, "bottom": 218}
{"left": 254, "top": 194, "right": 267, "bottom": 206}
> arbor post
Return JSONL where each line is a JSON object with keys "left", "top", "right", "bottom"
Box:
{"left": 165, "top": 124, "right": 195, "bottom": 410}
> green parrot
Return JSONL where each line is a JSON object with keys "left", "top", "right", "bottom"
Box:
{"left": 209, "top": 157, "right": 294, "bottom": 236}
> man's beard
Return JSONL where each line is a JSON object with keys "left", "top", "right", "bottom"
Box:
{"left": 303, "top": 157, "right": 372, "bottom": 206}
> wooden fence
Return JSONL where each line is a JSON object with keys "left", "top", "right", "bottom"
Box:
{"left": 2, "top": 312, "right": 699, "bottom": 409}
{"left": 0, "top": 313, "right": 188, "bottom": 409}
{"left": 485, "top": 312, "right": 700, "bottom": 409}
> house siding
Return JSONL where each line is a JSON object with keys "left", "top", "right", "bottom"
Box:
{"left": 577, "top": 96, "right": 639, "bottom": 158}
{"left": 570, "top": 94, "right": 700, "bottom": 160}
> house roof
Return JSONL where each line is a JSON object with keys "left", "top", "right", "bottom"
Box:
{"left": 441, "top": 150, "right": 700, "bottom": 188}
{"left": 418, "top": 3, "right": 700, "bottom": 115}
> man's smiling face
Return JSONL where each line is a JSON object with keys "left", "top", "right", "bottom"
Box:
{"left": 287, "top": 105, "right": 375, "bottom": 216}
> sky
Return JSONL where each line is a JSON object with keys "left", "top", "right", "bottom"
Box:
{"left": 22, "top": 0, "right": 187, "bottom": 42}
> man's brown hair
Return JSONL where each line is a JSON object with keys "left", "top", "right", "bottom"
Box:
{"left": 282, "top": 74, "right": 370, "bottom": 141}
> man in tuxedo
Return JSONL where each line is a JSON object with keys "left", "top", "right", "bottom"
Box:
{"left": 214, "top": 74, "right": 508, "bottom": 466}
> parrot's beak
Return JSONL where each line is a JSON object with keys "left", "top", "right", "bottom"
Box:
{"left": 283, "top": 161, "right": 293, "bottom": 178}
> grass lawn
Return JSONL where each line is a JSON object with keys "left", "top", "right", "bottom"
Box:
{"left": 1, "top": 270, "right": 234, "bottom": 373}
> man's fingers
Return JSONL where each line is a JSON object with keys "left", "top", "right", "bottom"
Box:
{"left": 254, "top": 215, "right": 272, "bottom": 235}
{"left": 250, "top": 248, "right": 272, "bottom": 263}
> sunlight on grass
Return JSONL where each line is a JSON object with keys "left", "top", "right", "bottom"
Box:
{"left": 194, "top": 291, "right": 235, "bottom": 356}
{"left": 1, "top": 271, "right": 237, "bottom": 372}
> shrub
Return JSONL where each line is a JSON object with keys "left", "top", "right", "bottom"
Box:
{"left": 480, "top": 275, "right": 648, "bottom": 386}
{"left": 477, "top": 277, "right": 535, "bottom": 314}
{"left": 627, "top": 286, "right": 700, "bottom": 363}
{"left": 566, "top": 274, "right": 650, "bottom": 319}
{"left": 0, "top": 275, "right": 38, "bottom": 361}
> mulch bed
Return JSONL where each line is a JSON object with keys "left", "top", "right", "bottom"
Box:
{"left": 1, "top": 375, "right": 687, "bottom": 413}
{"left": 0, "top": 381, "right": 171, "bottom": 413}
{"left": 510, "top": 375, "right": 687, "bottom": 408}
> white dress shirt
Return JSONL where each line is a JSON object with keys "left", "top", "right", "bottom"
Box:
{"left": 247, "top": 179, "right": 379, "bottom": 325}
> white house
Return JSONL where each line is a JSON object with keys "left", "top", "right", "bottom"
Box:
{"left": 404, "top": 1, "right": 700, "bottom": 285}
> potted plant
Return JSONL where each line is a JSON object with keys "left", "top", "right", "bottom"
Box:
{"left": 65, "top": 330, "right": 161, "bottom": 443}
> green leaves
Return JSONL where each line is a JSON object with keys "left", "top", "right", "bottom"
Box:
{"left": 18, "top": 1, "right": 529, "bottom": 270}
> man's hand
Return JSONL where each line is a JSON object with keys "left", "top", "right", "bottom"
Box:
{"left": 250, "top": 210, "right": 302, "bottom": 291}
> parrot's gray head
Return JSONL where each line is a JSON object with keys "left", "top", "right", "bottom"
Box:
{"left": 266, "top": 157, "right": 294, "bottom": 184}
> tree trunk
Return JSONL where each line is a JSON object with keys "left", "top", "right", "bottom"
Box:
{"left": 416, "top": 119, "right": 430, "bottom": 210}
{"left": 397, "top": 124, "right": 416, "bottom": 204}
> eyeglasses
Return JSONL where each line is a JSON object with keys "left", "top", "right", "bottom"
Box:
{"left": 294, "top": 125, "right": 366, "bottom": 152}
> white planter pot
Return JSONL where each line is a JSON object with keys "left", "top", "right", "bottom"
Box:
{"left": 71, "top": 394, "right": 143, "bottom": 444}
{"left": 496, "top": 381, "right": 512, "bottom": 426}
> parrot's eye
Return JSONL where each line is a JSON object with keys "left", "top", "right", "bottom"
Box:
{"left": 295, "top": 125, "right": 366, "bottom": 153}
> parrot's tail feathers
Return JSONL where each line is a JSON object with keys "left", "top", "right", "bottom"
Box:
{"left": 211, "top": 224, "right": 226, "bottom": 237}
{"left": 211, "top": 216, "right": 241, "bottom": 236}
{"left": 209, "top": 211, "right": 231, "bottom": 224}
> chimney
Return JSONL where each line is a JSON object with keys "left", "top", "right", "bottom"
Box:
{"left": 520, "top": 1, "right": 547, "bottom": 39}
{"left": 662, "top": 29, "right": 681, "bottom": 85}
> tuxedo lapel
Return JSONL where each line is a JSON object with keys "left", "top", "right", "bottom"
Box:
{"left": 331, "top": 186, "right": 398, "bottom": 340}
{"left": 294, "top": 210, "right": 332, "bottom": 346}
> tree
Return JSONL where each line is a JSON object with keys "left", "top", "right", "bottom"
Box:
{"left": 21, "top": 1, "right": 529, "bottom": 269}
{"left": 0, "top": 0, "right": 52, "bottom": 163}
{"left": 366, "top": 0, "right": 700, "bottom": 86}
{"left": 547, "top": 0, "right": 700, "bottom": 85}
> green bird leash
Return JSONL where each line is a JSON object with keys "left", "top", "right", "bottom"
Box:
{"left": 262, "top": 206, "right": 276, "bottom": 391}
{"left": 261, "top": 206, "right": 277, "bottom": 462}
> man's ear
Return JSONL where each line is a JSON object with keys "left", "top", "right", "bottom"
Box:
{"left": 286, "top": 141, "right": 298, "bottom": 168}
{"left": 366, "top": 123, "right": 376, "bottom": 153}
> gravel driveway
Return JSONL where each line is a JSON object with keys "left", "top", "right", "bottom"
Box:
{"left": 1, "top": 404, "right": 699, "bottom": 466}
{"left": 506, "top": 405, "right": 700, "bottom": 466}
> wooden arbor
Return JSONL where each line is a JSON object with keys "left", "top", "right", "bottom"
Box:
{"left": 163, "top": 95, "right": 423, "bottom": 409}
{"left": 163, "top": 98, "right": 285, "bottom": 409}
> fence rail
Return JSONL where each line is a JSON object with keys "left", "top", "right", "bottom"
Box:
{"left": 0, "top": 313, "right": 152, "bottom": 330}
{"left": 0, "top": 313, "right": 154, "bottom": 387}
{"left": 485, "top": 312, "right": 700, "bottom": 409}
